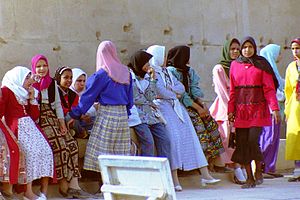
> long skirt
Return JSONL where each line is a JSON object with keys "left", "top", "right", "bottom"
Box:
{"left": 187, "top": 107, "right": 224, "bottom": 160}
{"left": 158, "top": 101, "right": 208, "bottom": 170}
{"left": 260, "top": 118, "right": 281, "bottom": 173}
{"left": 18, "top": 117, "right": 54, "bottom": 183}
{"left": 40, "top": 103, "right": 80, "bottom": 181}
{"left": 0, "top": 121, "right": 26, "bottom": 184}
{"left": 232, "top": 127, "right": 263, "bottom": 164}
{"left": 84, "top": 105, "right": 130, "bottom": 172}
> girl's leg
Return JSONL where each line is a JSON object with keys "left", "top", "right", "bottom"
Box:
{"left": 59, "top": 178, "right": 69, "bottom": 195}
{"left": 69, "top": 177, "right": 81, "bottom": 190}
{"left": 171, "top": 170, "right": 182, "bottom": 191}
{"left": 40, "top": 177, "right": 49, "bottom": 195}
{"left": 241, "top": 163, "right": 256, "bottom": 189}
{"left": 2, "top": 182, "right": 13, "bottom": 196}
{"left": 24, "top": 182, "right": 38, "bottom": 199}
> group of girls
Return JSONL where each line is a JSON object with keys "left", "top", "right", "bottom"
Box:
{"left": 0, "top": 36, "right": 299, "bottom": 199}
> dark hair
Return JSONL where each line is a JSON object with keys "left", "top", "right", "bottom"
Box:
{"left": 55, "top": 66, "right": 72, "bottom": 85}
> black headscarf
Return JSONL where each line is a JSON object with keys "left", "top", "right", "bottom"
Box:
{"left": 219, "top": 38, "right": 240, "bottom": 77}
{"left": 128, "top": 50, "right": 153, "bottom": 78}
{"left": 167, "top": 45, "right": 190, "bottom": 91}
{"left": 236, "top": 36, "right": 279, "bottom": 89}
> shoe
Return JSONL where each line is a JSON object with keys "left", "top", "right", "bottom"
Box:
{"left": 263, "top": 173, "right": 274, "bottom": 179}
{"left": 241, "top": 180, "right": 256, "bottom": 189}
{"left": 288, "top": 176, "right": 300, "bottom": 182}
{"left": 38, "top": 192, "right": 47, "bottom": 200}
{"left": 67, "top": 188, "right": 93, "bottom": 199}
{"left": 233, "top": 175, "right": 246, "bottom": 185}
{"left": 201, "top": 178, "right": 221, "bottom": 186}
{"left": 213, "top": 166, "right": 233, "bottom": 173}
{"left": 174, "top": 185, "right": 183, "bottom": 192}
{"left": 267, "top": 172, "right": 283, "bottom": 178}
{"left": 59, "top": 188, "right": 71, "bottom": 198}
{"left": 1, "top": 191, "right": 19, "bottom": 200}
{"left": 255, "top": 171, "right": 264, "bottom": 185}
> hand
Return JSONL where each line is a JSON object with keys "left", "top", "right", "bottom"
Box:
{"left": 80, "top": 114, "right": 91, "bottom": 124}
{"left": 196, "top": 106, "right": 209, "bottom": 118}
{"left": 148, "top": 67, "right": 156, "bottom": 80}
{"left": 176, "top": 94, "right": 182, "bottom": 99}
{"left": 28, "top": 86, "right": 35, "bottom": 100}
{"left": 31, "top": 74, "right": 41, "bottom": 83}
{"left": 59, "top": 119, "right": 68, "bottom": 135}
{"left": 273, "top": 110, "right": 281, "bottom": 124}
{"left": 228, "top": 113, "right": 235, "bottom": 122}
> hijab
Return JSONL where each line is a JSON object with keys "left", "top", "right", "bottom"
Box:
{"left": 96, "top": 40, "right": 130, "bottom": 84}
{"left": 127, "top": 50, "right": 153, "bottom": 78}
{"left": 291, "top": 38, "right": 300, "bottom": 60}
{"left": 260, "top": 44, "right": 284, "bottom": 91}
{"left": 146, "top": 45, "right": 166, "bottom": 72}
{"left": 236, "top": 36, "right": 279, "bottom": 89}
{"left": 219, "top": 38, "right": 240, "bottom": 77}
{"left": 55, "top": 66, "right": 72, "bottom": 86}
{"left": 31, "top": 54, "right": 52, "bottom": 91}
{"left": 70, "top": 68, "right": 87, "bottom": 96}
{"left": 167, "top": 45, "right": 190, "bottom": 91}
{"left": 2, "top": 66, "right": 31, "bottom": 102}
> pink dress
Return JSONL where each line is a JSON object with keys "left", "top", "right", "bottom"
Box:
{"left": 210, "top": 64, "right": 234, "bottom": 164}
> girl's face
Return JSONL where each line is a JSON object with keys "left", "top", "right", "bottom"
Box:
{"left": 35, "top": 59, "right": 49, "bottom": 77}
{"left": 23, "top": 72, "right": 34, "bottom": 90}
{"left": 229, "top": 42, "right": 240, "bottom": 60}
{"left": 60, "top": 70, "right": 73, "bottom": 90}
{"left": 291, "top": 42, "right": 300, "bottom": 60}
{"left": 74, "top": 74, "right": 86, "bottom": 93}
{"left": 241, "top": 42, "right": 255, "bottom": 58}
{"left": 142, "top": 62, "right": 151, "bottom": 72}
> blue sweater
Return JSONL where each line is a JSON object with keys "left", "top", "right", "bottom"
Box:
{"left": 70, "top": 69, "right": 133, "bottom": 119}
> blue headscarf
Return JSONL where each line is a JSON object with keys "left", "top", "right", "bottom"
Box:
{"left": 260, "top": 44, "right": 284, "bottom": 91}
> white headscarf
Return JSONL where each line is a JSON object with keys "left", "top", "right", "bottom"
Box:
{"left": 2, "top": 66, "right": 32, "bottom": 103}
{"left": 147, "top": 45, "right": 184, "bottom": 122}
{"left": 70, "top": 68, "right": 87, "bottom": 96}
{"left": 260, "top": 44, "right": 285, "bottom": 101}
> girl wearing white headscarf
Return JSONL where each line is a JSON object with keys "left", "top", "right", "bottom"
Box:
{"left": 147, "top": 45, "right": 220, "bottom": 191}
{"left": 1, "top": 66, "right": 54, "bottom": 200}
{"left": 259, "top": 44, "right": 284, "bottom": 177}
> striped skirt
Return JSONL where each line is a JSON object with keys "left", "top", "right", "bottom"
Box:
{"left": 83, "top": 105, "right": 130, "bottom": 172}
{"left": 39, "top": 103, "right": 80, "bottom": 181}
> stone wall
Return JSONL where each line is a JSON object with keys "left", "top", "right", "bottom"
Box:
{"left": 0, "top": 0, "right": 299, "bottom": 102}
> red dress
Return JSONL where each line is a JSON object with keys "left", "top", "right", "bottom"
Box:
{"left": 228, "top": 61, "right": 279, "bottom": 128}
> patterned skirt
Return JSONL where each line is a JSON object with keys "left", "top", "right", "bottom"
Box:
{"left": 187, "top": 107, "right": 224, "bottom": 160}
{"left": 40, "top": 103, "right": 80, "bottom": 181}
{"left": 18, "top": 117, "right": 54, "bottom": 183}
{"left": 83, "top": 105, "right": 130, "bottom": 172}
{"left": 0, "top": 126, "right": 11, "bottom": 182}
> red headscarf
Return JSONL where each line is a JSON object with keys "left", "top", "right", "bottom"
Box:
{"left": 31, "top": 54, "right": 52, "bottom": 91}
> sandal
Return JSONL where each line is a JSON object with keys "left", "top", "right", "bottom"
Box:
{"left": 233, "top": 175, "right": 246, "bottom": 185}
{"left": 255, "top": 171, "right": 264, "bottom": 185}
{"left": 241, "top": 180, "right": 256, "bottom": 189}
{"left": 267, "top": 172, "right": 283, "bottom": 178}
{"left": 288, "top": 176, "right": 300, "bottom": 182}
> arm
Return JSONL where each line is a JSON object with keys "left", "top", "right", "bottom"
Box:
{"left": 126, "top": 76, "right": 134, "bottom": 115}
{"left": 212, "top": 65, "right": 230, "bottom": 107}
{"left": 0, "top": 88, "right": 5, "bottom": 118}
{"left": 262, "top": 71, "right": 280, "bottom": 111}
{"left": 284, "top": 65, "right": 292, "bottom": 108}
{"left": 54, "top": 82, "right": 65, "bottom": 119}
{"left": 189, "top": 68, "right": 205, "bottom": 100}
{"left": 143, "top": 80, "right": 158, "bottom": 102}
{"left": 156, "top": 73, "right": 179, "bottom": 99}
{"left": 228, "top": 64, "right": 236, "bottom": 120}
{"left": 70, "top": 72, "right": 106, "bottom": 119}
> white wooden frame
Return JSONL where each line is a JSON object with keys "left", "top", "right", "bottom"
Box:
{"left": 98, "top": 155, "right": 176, "bottom": 200}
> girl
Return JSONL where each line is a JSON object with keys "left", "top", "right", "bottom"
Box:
{"left": 1, "top": 66, "right": 54, "bottom": 199}
{"left": 147, "top": 45, "right": 220, "bottom": 191}
{"left": 167, "top": 45, "right": 225, "bottom": 171}
{"left": 228, "top": 36, "right": 280, "bottom": 188}
{"left": 284, "top": 37, "right": 300, "bottom": 182}
{"left": 127, "top": 50, "right": 171, "bottom": 161}
{"left": 209, "top": 38, "right": 247, "bottom": 184}
{"left": 70, "top": 68, "right": 97, "bottom": 137}
{"left": 31, "top": 55, "right": 90, "bottom": 199}
{"left": 69, "top": 40, "right": 133, "bottom": 172}
{"left": 259, "top": 44, "right": 284, "bottom": 178}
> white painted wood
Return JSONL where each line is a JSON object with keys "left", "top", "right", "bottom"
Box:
{"left": 98, "top": 155, "right": 177, "bottom": 200}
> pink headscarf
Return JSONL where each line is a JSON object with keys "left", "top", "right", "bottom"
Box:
{"left": 31, "top": 54, "right": 52, "bottom": 91}
{"left": 96, "top": 41, "right": 130, "bottom": 84}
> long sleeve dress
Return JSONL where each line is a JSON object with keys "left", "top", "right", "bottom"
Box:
{"left": 155, "top": 68, "right": 208, "bottom": 170}
{"left": 284, "top": 61, "right": 300, "bottom": 161}
{"left": 209, "top": 64, "right": 234, "bottom": 164}
{"left": 169, "top": 66, "right": 224, "bottom": 160}
{"left": 0, "top": 87, "right": 54, "bottom": 183}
